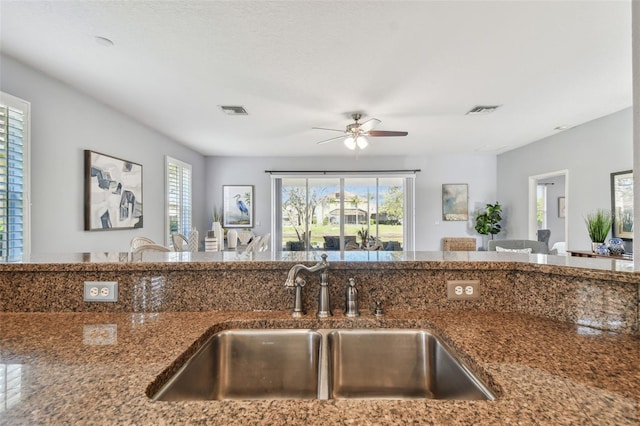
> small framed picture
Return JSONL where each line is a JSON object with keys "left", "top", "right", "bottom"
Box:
{"left": 442, "top": 184, "right": 468, "bottom": 221}
{"left": 223, "top": 185, "right": 254, "bottom": 228}
{"left": 558, "top": 196, "right": 566, "bottom": 218}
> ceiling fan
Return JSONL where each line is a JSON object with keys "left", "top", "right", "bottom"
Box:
{"left": 313, "top": 113, "right": 408, "bottom": 150}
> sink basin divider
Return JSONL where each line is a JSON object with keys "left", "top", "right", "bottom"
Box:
{"left": 317, "top": 329, "right": 330, "bottom": 400}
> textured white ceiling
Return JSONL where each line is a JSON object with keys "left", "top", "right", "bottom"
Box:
{"left": 0, "top": 1, "right": 632, "bottom": 157}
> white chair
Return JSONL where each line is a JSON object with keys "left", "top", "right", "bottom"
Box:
{"left": 132, "top": 243, "right": 170, "bottom": 253}
{"left": 237, "top": 230, "right": 253, "bottom": 245}
{"left": 171, "top": 233, "right": 188, "bottom": 251}
{"left": 243, "top": 235, "right": 263, "bottom": 254}
{"left": 257, "top": 233, "right": 270, "bottom": 252}
{"left": 130, "top": 236, "right": 156, "bottom": 252}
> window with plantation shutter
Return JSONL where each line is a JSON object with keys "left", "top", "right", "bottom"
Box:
{"left": 0, "top": 92, "right": 30, "bottom": 261}
{"left": 165, "top": 156, "right": 192, "bottom": 248}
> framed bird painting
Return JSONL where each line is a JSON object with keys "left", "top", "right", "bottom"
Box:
{"left": 223, "top": 185, "right": 254, "bottom": 228}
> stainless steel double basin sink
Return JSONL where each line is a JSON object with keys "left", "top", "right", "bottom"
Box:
{"left": 152, "top": 328, "right": 495, "bottom": 401}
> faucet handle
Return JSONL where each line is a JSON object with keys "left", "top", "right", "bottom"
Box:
{"left": 344, "top": 278, "right": 360, "bottom": 317}
{"left": 374, "top": 300, "right": 384, "bottom": 317}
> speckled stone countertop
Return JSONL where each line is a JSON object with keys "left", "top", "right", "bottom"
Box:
{"left": 1, "top": 251, "right": 637, "bottom": 282}
{"left": 0, "top": 310, "right": 637, "bottom": 425}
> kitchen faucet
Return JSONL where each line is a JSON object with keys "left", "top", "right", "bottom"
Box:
{"left": 284, "top": 253, "right": 332, "bottom": 318}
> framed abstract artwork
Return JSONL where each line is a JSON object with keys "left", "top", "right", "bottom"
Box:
{"left": 223, "top": 185, "right": 254, "bottom": 228}
{"left": 84, "top": 150, "right": 143, "bottom": 231}
{"left": 611, "top": 170, "right": 633, "bottom": 240}
{"left": 442, "top": 184, "right": 468, "bottom": 221}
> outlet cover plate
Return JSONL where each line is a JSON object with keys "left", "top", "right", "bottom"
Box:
{"left": 447, "top": 280, "right": 480, "bottom": 300}
{"left": 84, "top": 281, "right": 118, "bottom": 302}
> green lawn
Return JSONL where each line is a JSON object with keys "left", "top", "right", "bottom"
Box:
{"left": 283, "top": 223, "right": 403, "bottom": 247}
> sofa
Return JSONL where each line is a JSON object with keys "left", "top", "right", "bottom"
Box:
{"left": 488, "top": 239, "right": 557, "bottom": 255}
{"left": 323, "top": 236, "right": 402, "bottom": 251}
{"left": 323, "top": 236, "right": 357, "bottom": 250}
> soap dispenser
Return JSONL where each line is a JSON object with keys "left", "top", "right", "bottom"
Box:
{"left": 344, "top": 278, "right": 360, "bottom": 317}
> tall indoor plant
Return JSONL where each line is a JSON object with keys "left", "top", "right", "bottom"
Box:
{"left": 475, "top": 202, "right": 503, "bottom": 241}
{"left": 584, "top": 209, "right": 612, "bottom": 252}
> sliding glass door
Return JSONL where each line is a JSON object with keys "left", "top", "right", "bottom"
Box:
{"left": 274, "top": 174, "right": 412, "bottom": 251}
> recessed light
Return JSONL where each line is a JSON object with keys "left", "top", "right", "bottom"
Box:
{"left": 220, "top": 105, "right": 248, "bottom": 115}
{"left": 94, "top": 36, "right": 114, "bottom": 47}
{"left": 554, "top": 125, "right": 569, "bottom": 131}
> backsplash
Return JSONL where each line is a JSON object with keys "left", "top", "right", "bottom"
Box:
{"left": 0, "top": 254, "right": 637, "bottom": 335}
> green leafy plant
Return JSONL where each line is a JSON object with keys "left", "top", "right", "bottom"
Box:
{"left": 474, "top": 202, "right": 503, "bottom": 239}
{"left": 584, "top": 210, "right": 612, "bottom": 243}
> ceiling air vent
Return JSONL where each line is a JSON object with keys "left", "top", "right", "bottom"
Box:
{"left": 220, "top": 105, "right": 248, "bottom": 115}
{"left": 466, "top": 105, "right": 500, "bottom": 115}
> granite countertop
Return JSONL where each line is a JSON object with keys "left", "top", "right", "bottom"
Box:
{"left": 1, "top": 251, "right": 637, "bottom": 282}
{"left": 0, "top": 310, "right": 637, "bottom": 425}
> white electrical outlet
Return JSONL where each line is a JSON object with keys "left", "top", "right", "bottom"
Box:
{"left": 447, "top": 280, "right": 480, "bottom": 300}
{"left": 84, "top": 281, "right": 118, "bottom": 302}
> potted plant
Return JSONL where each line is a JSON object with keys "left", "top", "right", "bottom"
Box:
{"left": 475, "top": 202, "right": 503, "bottom": 241}
{"left": 357, "top": 226, "right": 370, "bottom": 248}
{"left": 584, "top": 210, "right": 612, "bottom": 252}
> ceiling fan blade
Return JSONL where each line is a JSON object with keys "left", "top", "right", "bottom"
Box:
{"left": 358, "top": 118, "right": 381, "bottom": 132}
{"left": 316, "top": 135, "right": 346, "bottom": 145}
{"left": 312, "top": 127, "right": 345, "bottom": 133}
{"left": 368, "top": 130, "right": 408, "bottom": 137}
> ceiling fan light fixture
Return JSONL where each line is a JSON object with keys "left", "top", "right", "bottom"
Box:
{"left": 356, "top": 136, "right": 368, "bottom": 149}
{"left": 344, "top": 136, "right": 356, "bottom": 150}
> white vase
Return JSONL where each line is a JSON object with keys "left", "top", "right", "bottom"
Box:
{"left": 187, "top": 227, "right": 199, "bottom": 253}
{"left": 227, "top": 229, "right": 238, "bottom": 249}
{"left": 214, "top": 222, "right": 224, "bottom": 251}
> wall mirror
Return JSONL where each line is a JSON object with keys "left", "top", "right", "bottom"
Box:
{"left": 611, "top": 170, "right": 633, "bottom": 240}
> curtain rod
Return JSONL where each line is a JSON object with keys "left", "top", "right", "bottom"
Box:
{"left": 265, "top": 169, "right": 421, "bottom": 175}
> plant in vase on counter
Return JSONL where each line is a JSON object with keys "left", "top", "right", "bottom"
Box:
{"left": 357, "top": 226, "right": 369, "bottom": 248}
{"left": 584, "top": 209, "right": 612, "bottom": 253}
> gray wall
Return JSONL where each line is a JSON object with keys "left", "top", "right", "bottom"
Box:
{"left": 498, "top": 108, "right": 632, "bottom": 251}
{"left": 0, "top": 54, "right": 207, "bottom": 253}
{"left": 205, "top": 154, "right": 497, "bottom": 251}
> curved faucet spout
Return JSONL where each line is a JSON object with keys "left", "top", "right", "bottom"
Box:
{"left": 284, "top": 253, "right": 331, "bottom": 318}
{"left": 284, "top": 253, "right": 329, "bottom": 288}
